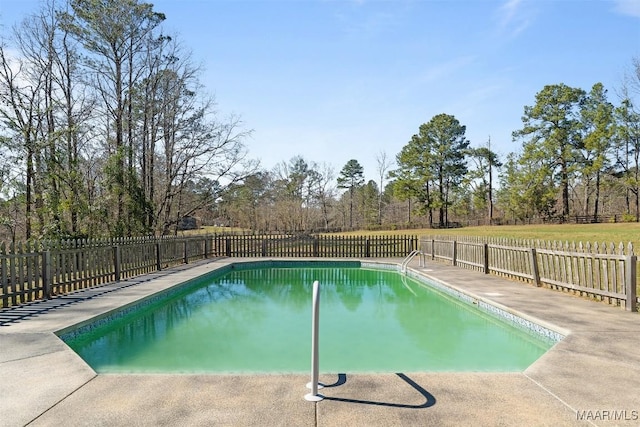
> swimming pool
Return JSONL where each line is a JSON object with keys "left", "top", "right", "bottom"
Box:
{"left": 61, "top": 261, "right": 560, "bottom": 373}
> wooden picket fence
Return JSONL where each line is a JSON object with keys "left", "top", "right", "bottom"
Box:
{"left": 213, "top": 234, "right": 416, "bottom": 258}
{"left": 0, "top": 236, "right": 210, "bottom": 308}
{"left": 3, "top": 233, "right": 636, "bottom": 312}
{"left": 420, "top": 236, "right": 638, "bottom": 312}
{"left": 0, "top": 234, "right": 417, "bottom": 308}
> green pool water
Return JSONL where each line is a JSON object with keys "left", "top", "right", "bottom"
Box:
{"left": 63, "top": 266, "right": 556, "bottom": 373}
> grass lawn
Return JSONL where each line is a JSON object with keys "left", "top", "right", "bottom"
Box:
{"left": 335, "top": 223, "right": 640, "bottom": 253}
{"left": 183, "top": 226, "right": 246, "bottom": 235}
{"left": 339, "top": 222, "right": 640, "bottom": 294}
{"left": 191, "top": 223, "right": 640, "bottom": 253}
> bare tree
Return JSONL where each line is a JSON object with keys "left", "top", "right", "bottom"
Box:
{"left": 61, "top": 0, "right": 166, "bottom": 234}
{"left": 10, "top": 0, "right": 92, "bottom": 237}
{"left": 0, "top": 40, "right": 44, "bottom": 239}
{"left": 375, "top": 150, "right": 393, "bottom": 225}
{"left": 152, "top": 67, "right": 254, "bottom": 234}
{"left": 311, "top": 162, "right": 336, "bottom": 231}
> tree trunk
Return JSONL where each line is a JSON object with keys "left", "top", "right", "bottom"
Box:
{"left": 583, "top": 178, "right": 591, "bottom": 218}
{"left": 593, "top": 171, "right": 601, "bottom": 221}
{"left": 488, "top": 158, "right": 494, "bottom": 221}
{"left": 349, "top": 187, "right": 354, "bottom": 228}
{"left": 25, "top": 144, "right": 33, "bottom": 239}
{"left": 561, "top": 159, "right": 570, "bottom": 219}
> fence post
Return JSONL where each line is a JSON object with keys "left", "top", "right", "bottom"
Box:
{"left": 0, "top": 254, "right": 7, "bottom": 307}
{"left": 431, "top": 239, "right": 435, "bottom": 261}
{"left": 452, "top": 241, "right": 457, "bottom": 266}
{"left": 155, "top": 242, "right": 162, "bottom": 271}
{"left": 530, "top": 248, "right": 541, "bottom": 286}
{"left": 625, "top": 254, "right": 637, "bottom": 312}
{"left": 183, "top": 240, "right": 189, "bottom": 264}
{"left": 313, "top": 237, "right": 319, "bottom": 257}
{"left": 113, "top": 246, "right": 121, "bottom": 282}
{"left": 261, "top": 238, "right": 267, "bottom": 257}
{"left": 42, "top": 250, "right": 52, "bottom": 299}
{"left": 225, "top": 238, "right": 231, "bottom": 257}
{"left": 483, "top": 243, "right": 489, "bottom": 274}
{"left": 204, "top": 238, "right": 210, "bottom": 259}
{"left": 365, "top": 238, "right": 370, "bottom": 258}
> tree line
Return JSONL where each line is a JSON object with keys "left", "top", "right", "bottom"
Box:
{"left": 1, "top": 1, "right": 639, "bottom": 242}
{"left": 219, "top": 74, "right": 640, "bottom": 232}
{"left": 1, "top": 0, "right": 255, "bottom": 243}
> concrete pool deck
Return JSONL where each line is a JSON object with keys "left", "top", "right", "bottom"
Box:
{"left": 1, "top": 257, "right": 639, "bottom": 427}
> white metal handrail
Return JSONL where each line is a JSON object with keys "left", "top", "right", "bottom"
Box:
{"left": 304, "top": 280, "right": 323, "bottom": 401}
{"left": 401, "top": 249, "right": 422, "bottom": 273}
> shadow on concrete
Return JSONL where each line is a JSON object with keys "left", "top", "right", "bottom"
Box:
{"left": 323, "top": 373, "right": 348, "bottom": 388}
{"left": 0, "top": 261, "right": 213, "bottom": 327}
{"left": 323, "top": 373, "right": 436, "bottom": 409}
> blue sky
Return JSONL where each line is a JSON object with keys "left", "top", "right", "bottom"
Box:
{"left": 2, "top": 0, "right": 639, "bottom": 183}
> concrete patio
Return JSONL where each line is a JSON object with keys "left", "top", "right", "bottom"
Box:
{"left": 1, "top": 257, "right": 639, "bottom": 426}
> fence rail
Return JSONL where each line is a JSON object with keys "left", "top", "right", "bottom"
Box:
{"left": 0, "top": 234, "right": 417, "bottom": 308}
{"left": 419, "top": 237, "right": 638, "bottom": 312}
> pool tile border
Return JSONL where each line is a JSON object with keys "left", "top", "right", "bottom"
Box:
{"left": 58, "top": 265, "right": 233, "bottom": 340}
{"left": 57, "top": 260, "right": 359, "bottom": 341}
{"left": 362, "top": 261, "right": 565, "bottom": 343}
